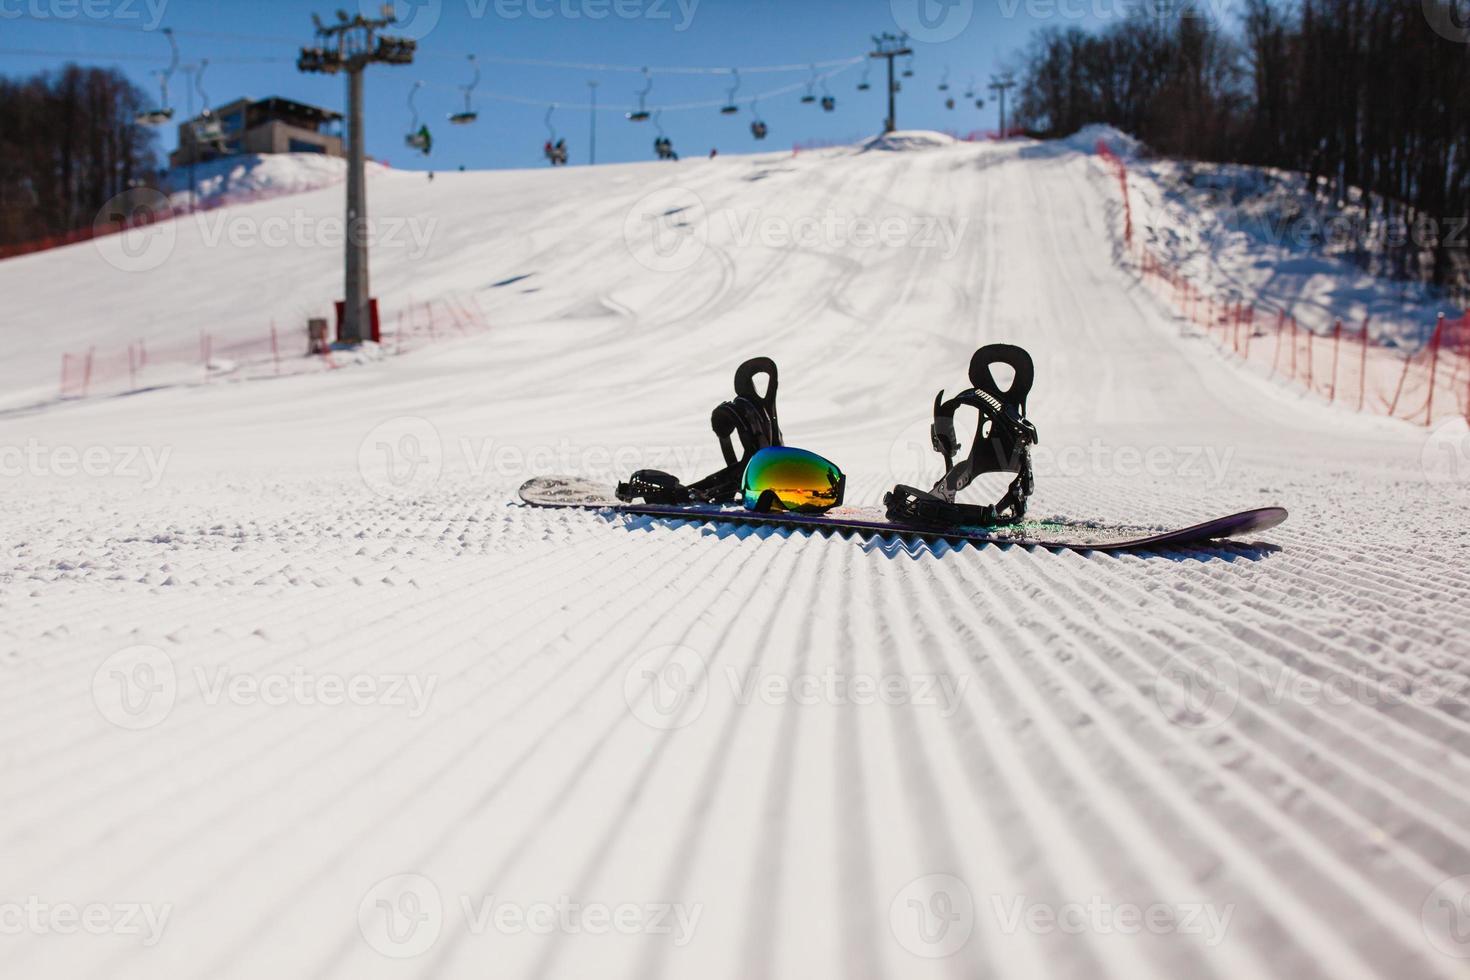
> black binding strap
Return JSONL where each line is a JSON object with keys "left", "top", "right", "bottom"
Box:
{"left": 616, "top": 357, "right": 782, "bottom": 504}
{"left": 885, "top": 344, "right": 1040, "bottom": 527}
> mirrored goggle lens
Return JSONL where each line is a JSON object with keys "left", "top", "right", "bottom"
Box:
{"left": 741, "top": 447, "right": 845, "bottom": 513}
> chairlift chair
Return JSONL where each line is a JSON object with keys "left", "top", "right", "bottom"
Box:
{"left": 939, "top": 67, "right": 950, "bottom": 92}
{"left": 749, "top": 98, "right": 768, "bottom": 140}
{"left": 800, "top": 64, "right": 818, "bottom": 104}
{"left": 191, "top": 60, "right": 225, "bottom": 145}
{"left": 543, "top": 105, "right": 568, "bottom": 165}
{"left": 135, "top": 27, "right": 179, "bottom": 125}
{"left": 448, "top": 54, "right": 479, "bottom": 125}
{"left": 902, "top": 53, "right": 915, "bottom": 78}
{"left": 819, "top": 77, "right": 836, "bottom": 112}
{"left": 405, "top": 81, "right": 432, "bottom": 155}
{"left": 627, "top": 67, "right": 653, "bottom": 121}
{"left": 720, "top": 68, "right": 740, "bottom": 115}
{"left": 652, "top": 111, "right": 677, "bottom": 160}
{"left": 857, "top": 64, "right": 871, "bottom": 91}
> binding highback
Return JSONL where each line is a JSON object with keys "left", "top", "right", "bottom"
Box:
{"left": 617, "top": 357, "right": 783, "bottom": 504}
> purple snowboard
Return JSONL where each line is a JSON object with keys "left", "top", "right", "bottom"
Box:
{"left": 518, "top": 477, "right": 1288, "bottom": 553}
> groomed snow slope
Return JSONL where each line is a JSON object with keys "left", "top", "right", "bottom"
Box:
{"left": 2, "top": 136, "right": 1470, "bottom": 980}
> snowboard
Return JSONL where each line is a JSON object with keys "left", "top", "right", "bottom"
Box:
{"left": 518, "top": 477, "right": 1288, "bottom": 553}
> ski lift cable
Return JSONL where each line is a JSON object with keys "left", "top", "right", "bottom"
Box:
{"left": 415, "top": 51, "right": 865, "bottom": 75}
{"left": 9, "top": 11, "right": 865, "bottom": 75}
{"left": 0, "top": 47, "right": 288, "bottom": 64}
{"left": 413, "top": 60, "right": 859, "bottom": 113}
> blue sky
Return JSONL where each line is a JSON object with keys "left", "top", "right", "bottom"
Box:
{"left": 1, "top": 0, "right": 1117, "bottom": 170}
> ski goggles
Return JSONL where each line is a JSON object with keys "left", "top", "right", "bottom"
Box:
{"left": 741, "top": 446, "right": 846, "bottom": 513}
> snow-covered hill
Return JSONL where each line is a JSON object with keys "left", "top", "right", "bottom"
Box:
{"left": 2, "top": 134, "right": 1468, "bottom": 980}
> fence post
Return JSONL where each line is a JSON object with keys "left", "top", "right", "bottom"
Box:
{"left": 1270, "top": 310, "right": 1284, "bottom": 377}
{"left": 59, "top": 353, "right": 70, "bottom": 399}
{"left": 1358, "top": 317, "right": 1370, "bottom": 412}
{"left": 1243, "top": 306, "right": 1254, "bottom": 359}
{"left": 1305, "top": 326, "right": 1314, "bottom": 394}
{"left": 201, "top": 331, "right": 212, "bottom": 383}
{"left": 1425, "top": 313, "right": 1445, "bottom": 426}
{"left": 83, "top": 347, "right": 94, "bottom": 397}
{"left": 270, "top": 320, "right": 281, "bottom": 375}
{"left": 128, "top": 343, "right": 137, "bottom": 391}
{"left": 1290, "top": 316, "right": 1298, "bottom": 381}
{"left": 1329, "top": 319, "right": 1342, "bottom": 404}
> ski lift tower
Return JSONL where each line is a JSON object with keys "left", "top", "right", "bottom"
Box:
{"left": 988, "top": 73, "right": 1017, "bottom": 138}
{"left": 868, "top": 32, "right": 913, "bottom": 134}
{"left": 297, "top": 7, "right": 416, "bottom": 345}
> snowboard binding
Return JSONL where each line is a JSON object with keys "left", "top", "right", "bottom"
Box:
{"left": 885, "top": 344, "right": 1040, "bottom": 527}
{"left": 616, "top": 357, "right": 783, "bottom": 505}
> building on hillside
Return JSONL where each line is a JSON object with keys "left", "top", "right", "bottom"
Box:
{"left": 169, "top": 97, "right": 343, "bottom": 168}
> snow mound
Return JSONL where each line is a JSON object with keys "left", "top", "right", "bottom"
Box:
{"left": 162, "top": 153, "right": 387, "bottom": 208}
{"left": 1063, "top": 124, "right": 1144, "bottom": 160}
{"left": 862, "top": 130, "right": 958, "bottom": 152}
